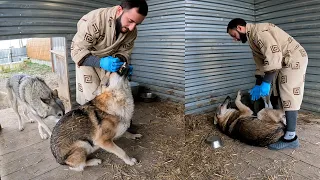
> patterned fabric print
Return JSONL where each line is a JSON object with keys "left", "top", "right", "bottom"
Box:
{"left": 84, "top": 33, "right": 94, "bottom": 43}
{"left": 78, "top": 83, "right": 83, "bottom": 92}
{"left": 299, "top": 49, "right": 307, "bottom": 57}
{"left": 293, "top": 87, "right": 300, "bottom": 95}
{"left": 270, "top": 45, "right": 280, "bottom": 53}
{"left": 292, "top": 62, "right": 300, "bottom": 70}
{"left": 283, "top": 100, "right": 292, "bottom": 108}
{"left": 84, "top": 75, "right": 92, "bottom": 83}
{"left": 92, "top": 23, "right": 99, "bottom": 34}
{"left": 257, "top": 39, "right": 264, "bottom": 49}
{"left": 280, "top": 75, "right": 287, "bottom": 84}
{"left": 97, "top": 34, "right": 105, "bottom": 42}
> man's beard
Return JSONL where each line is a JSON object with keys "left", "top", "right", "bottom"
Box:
{"left": 115, "top": 13, "right": 128, "bottom": 36}
{"left": 237, "top": 30, "right": 247, "bottom": 43}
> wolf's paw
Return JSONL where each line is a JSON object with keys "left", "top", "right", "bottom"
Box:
{"left": 237, "top": 90, "right": 242, "bottom": 97}
{"left": 19, "top": 126, "right": 24, "bottom": 131}
{"left": 132, "top": 133, "right": 142, "bottom": 140}
{"left": 236, "top": 90, "right": 242, "bottom": 101}
{"left": 125, "top": 157, "right": 137, "bottom": 166}
{"left": 40, "top": 132, "right": 48, "bottom": 140}
{"left": 69, "top": 165, "right": 85, "bottom": 172}
{"left": 86, "top": 159, "right": 102, "bottom": 166}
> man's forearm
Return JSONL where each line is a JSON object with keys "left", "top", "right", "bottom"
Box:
{"left": 79, "top": 55, "right": 101, "bottom": 68}
{"left": 263, "top": 71, "right": 277, "bottom": 83}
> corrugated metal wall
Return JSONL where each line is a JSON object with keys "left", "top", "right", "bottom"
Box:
{"left": 185, "top": 0, "right": 256, "bottom": 114}
{"left": 130, "top": 0, "right": 185, "bottom": 103}
{"left": 0, "top": 0, "right": 119, "bottom": 106}
{"left": 255, "top": 0, "right": 320, "bottom": 113}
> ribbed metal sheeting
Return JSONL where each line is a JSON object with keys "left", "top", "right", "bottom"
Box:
{"left": 255, "top": 0, "right": 320, "bottom": 113}
{"left": 51, "top": 36, "right": 66, "bottom": 77}
{"left": 130, "top": 0, "right": 185, "bottom": 103}
{"left": 0, "top": 0, "right": 119, "bottom": 105}
{"left": 185, "top": 0, "right": 256, "bottom": 114}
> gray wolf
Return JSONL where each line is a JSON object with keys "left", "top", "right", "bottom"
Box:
{"left": 50, "top": 72, "right": 141, "bottom": 171}
{"left": 214, "top": 90, "right": 285, "bottom": 147}
{"left": 6, "top": 74, "right": 65, "bottom": 139}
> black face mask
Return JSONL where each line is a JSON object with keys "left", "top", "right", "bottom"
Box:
{"left": 237, "top": 30, "right": 247, "bottom": 43}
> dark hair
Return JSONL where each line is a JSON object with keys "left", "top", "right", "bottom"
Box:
{"left": 120, "top": 0, "right": 148, "bottom": 16}
{"left": 227, "top": 18, "right": 247, "bottom": 32}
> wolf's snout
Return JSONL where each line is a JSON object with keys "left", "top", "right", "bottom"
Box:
{"left": 222, "top": 96, "right": 231, "bottom": 105}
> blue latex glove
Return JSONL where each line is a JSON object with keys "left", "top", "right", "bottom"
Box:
{"left": 250, "top": 85, "right": 261, "bottom": 101}
{"left": 260, "top": 81, "right": 271, "bottom": 97}
{"left": 99, "top": 56, "right": 124, "bottom": 72}
{"left": 128, "top": 65, "right": 133, "bottom": 75}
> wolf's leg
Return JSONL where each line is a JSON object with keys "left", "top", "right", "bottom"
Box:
{"left": 37, "top": 123, "right": 47, "bottom": 139}
{"left": 123, "top": 131, "right": 142, "bottom": 140}
{"left": 33, "top": 115, "right": 52, "bottom": 139}
{"left": 22, "top": 105, "right": 34, "bottom": 123}
{"left": 65, "top": 147, "right": 87, "bottom": 171}
{"left": 86, "top": 159, "right": 102, "bottom": 167}
{"left": 257, "top": 109, "right": 285, "bottom": 124}
{"left": 65, "top": 141, "right": 101, "bottom": 171}
{"left": 236, "top": 90, "right": 253, "bottom": 116}
{"left": 10, "top": 94, "right": 24, "bottom": 131}
{"left": 97, "top": 140, "right": 137, "bottom": 165}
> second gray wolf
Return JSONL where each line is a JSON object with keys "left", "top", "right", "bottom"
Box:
{"left": 6, "top": 74, "right": 65, "bottom": 139}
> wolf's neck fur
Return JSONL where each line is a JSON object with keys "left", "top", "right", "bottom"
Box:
{"left": 92, "top": 86, "right": 134, "bottom": 122}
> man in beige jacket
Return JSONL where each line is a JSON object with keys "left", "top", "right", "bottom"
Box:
{"left": 227, "top": 18, "right": 308, "bottom": 150}
{"left": 71, "top": 0, "right": 148, "bottom": 133}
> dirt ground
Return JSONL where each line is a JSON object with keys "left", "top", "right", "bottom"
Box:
{"left": 1, "top": 67, "right": 320, "bottom": 179}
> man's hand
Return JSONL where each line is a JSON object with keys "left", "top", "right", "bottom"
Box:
{"left": 260, "top": 81, "right": 271, "bottom": 97}
{"left": 250, "top": 85, "right": 261, "bottom": 101}
{"left": 100, "top": 56, "right": 124, "bottom": 72}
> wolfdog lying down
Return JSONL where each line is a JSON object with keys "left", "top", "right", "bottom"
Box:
{"left": 6, "top": 74, "right": 65, "bottom": 139}
{"left": 214, "top": 91, "right": 285, "bottom": 147}
{"left": 50, "top": 72, "right": 141, "bottom": 171}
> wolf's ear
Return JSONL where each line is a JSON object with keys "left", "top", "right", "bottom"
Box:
{"left": 52, "top": 89, "right": 59, "bottom": 98}
{"left": 41, "top": 97, "right": 51, "bottom": 104}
